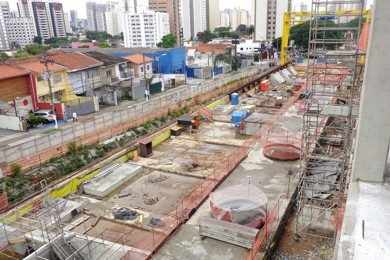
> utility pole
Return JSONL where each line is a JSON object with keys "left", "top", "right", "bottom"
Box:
{"left": 40, "top": 53, "right": 58, "bottom": 129}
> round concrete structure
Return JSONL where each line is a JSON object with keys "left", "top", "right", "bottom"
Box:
{"left": 263, "top": 143, "right": 301, "bottom": 161}
{"left": 210, "top": 184, "right": 267, "bottom": 228}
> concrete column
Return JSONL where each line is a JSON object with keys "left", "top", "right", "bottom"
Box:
{"left": 352, "top": 0, "right": 390, "bottom": 182}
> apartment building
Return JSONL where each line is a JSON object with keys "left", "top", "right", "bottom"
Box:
{"left": 254, "top": 0, "right": 288, "bottom": 41}
{"left": 6, "top": 16, "right": 36, "bottom": 48}
{"left": 122, "top": 11, "right": 169, "bottom": 48}
{"left": 86, "top": 2, "right": 107, "bottom": 32}
{"left": 182, "top": 0, "right": 207, "bottom": 40}
{"left": 0, "top": 1, "right": 9, "bottom": 50}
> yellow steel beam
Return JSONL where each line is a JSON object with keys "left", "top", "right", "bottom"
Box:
{"left": 280, "top": 10, "right": 371, "bottom": 65}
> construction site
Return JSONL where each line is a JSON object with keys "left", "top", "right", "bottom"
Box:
{"left": 0, "top": 0, "right": 389, "bottom": 259}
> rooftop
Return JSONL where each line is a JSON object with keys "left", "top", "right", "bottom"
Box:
{"left": 84, "top": 51, "right": 129, "bottom": 66}
{"left": 49, "top": 51, "right": 103, "bottom": 72}
{"left": 125, "top": 54, "right": 153, "bottom": 64}
{"left": 11, "top": 58, "right": 66, "bottom": 75}
{"left": 0, "top": 64, "right": 30, "bottom": 80}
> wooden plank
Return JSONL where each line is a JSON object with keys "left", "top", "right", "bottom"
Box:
{"left": 198, "top": 217, "right": 258, "bottom": 249}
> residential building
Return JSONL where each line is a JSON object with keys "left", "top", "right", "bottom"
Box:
{"left": 105, "top": 1, "right": 122, "bottom": 36}
{"left": 12, "top": 58, "right": 74, "bottom": 104}
{"left": 207, "top": 0, "right": 219, "bottom": 31}
{"left": 86, "top": 2, "right": 107, "bottom": 32}
{"left": 0, "top": 64, "right": 37, "bottom": 115}
{"left": 254, "top": 0, "right": 288, "bottom": 42}
{"left": 148, "top": 0, "right": 182, "bottom": 46}
{"left": 0, "top": 1, "right": 10, "bottom": 50}
{"left": 17, "top": 0, "right": 33, "bottom": 18}
{"left": 50, "top": 51, "right": 104, "bottom": 96}
{"left": 149, "top": 0, "right": 167, "bottom": 12}
{"left": 240, "top": 9, "right": 251, "bottom": 27}
{"left": 64, "top": 12, "right": 72, "bottom": 34}
{"left": 6, "top": 16, "right": 36, "bottom": 48}
{"left": 182, "top": 0, "right": 207, "bottom": 40}
{"left": 18, "top": 0, "right": 66, "bottom": 40}
{"left": 229, "top": 8, "right": 240, "bottom": 31}
{"left": 220, "top": 10, "right": 230, "bottom": 27}
{"left": 70, "top": 10, "right": 77, "bottom": 29}
{"left": 167, "top": 0, "right": 182, "bottom": 46}
{"left": 122, "top": 11, "right": 169, "bottom": 48}
{"left": 121, "top": 0, "right": 149, "bottom": 12}
{"left": 125, "top": 54, "right": 153, "bottom": 79}
{"left": 84, "top": 51, "right": 131, "bottom": 105}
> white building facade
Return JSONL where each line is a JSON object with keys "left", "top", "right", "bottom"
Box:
{"left": 254, "top": 0, "right": 288, "bottom": 42}
{"left": 86, "top": 2, "right": 107, "bottom": 32}
{"left": 122, "top": 11, "right": 169, "bottom": 48}
{"left": 6, "top": 16, "right": 36, "bottom": 47}
{"left": 182, "top": 0, "right": 207, "bottom": 40}
{"left": 207, "top": 0, "right": 219, "bottom": 31}
{"left": 0, "top": 1, "right": 10, "bottom": 50}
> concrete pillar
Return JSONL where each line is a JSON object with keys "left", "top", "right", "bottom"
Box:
{"left": 352, "top": 0, "right": 390, "bottom": 182}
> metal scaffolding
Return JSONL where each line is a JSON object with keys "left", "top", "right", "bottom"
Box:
{"left": 296, "top": 0, "right": 365, "bottom": 239}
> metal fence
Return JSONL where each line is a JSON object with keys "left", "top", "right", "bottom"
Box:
{"left": 0, "top": 66, "right": 266, "bottom": 167}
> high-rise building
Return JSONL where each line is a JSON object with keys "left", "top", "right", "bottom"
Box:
{"left": 167, "top": 0, "right": 182, "bottom": 45}
{"left": 254, "top": 0, "right": 288, "bottom": 42}
{"left": 70, "top": 10, "right": 77, "bottom": 30}
{"left": 17, "top": 0, "right": 33, "bottom": 18}
{"left": 148, "top": 0, "right": 182, "bottom": 45}
{"left": 207, "top": 0, "right": 219, "bottom": 31}
{"left": 239, "top": 9, "right": 250, "bottom": 27}
{"left": 105, "top": 2, "right": 122, "bottom": 36}
{"left": 149, "top": 0, "right": 167, "bottom": 12}
{"left": 182, "top": 0, "right": 207, "bottom": 40}
{"left": 122, "top": 11, "right": 169, "bottom": 48}
{"left": 121, "top": 0, "right": 149, "bottom": 13}
{"left": 220, "top": 10, "right": 230, "bottom": 27}
{"left": 6, "top": 16, "right": 36, "bottom": 47}
{"left": 16, "top": 0, "right": 66, "bottom": 41}
{"left": 63, "top": 12, "right": 72, "bottom": 34}
{"left": 0, "top": 1, "right": 10, "bottom": 50}
{"left": 86, "top": 2, "right": 107, "bottom": 32}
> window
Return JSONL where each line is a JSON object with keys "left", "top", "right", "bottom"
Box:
{"left": 146, "top": 65, "right": 150, "bottom": 70}
{"left": 140, "top": 67, "right": 144, "bottom": 72}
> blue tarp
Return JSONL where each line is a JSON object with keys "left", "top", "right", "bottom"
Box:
{"left": 145, "top": 48, "right": 186, "bottom": 74}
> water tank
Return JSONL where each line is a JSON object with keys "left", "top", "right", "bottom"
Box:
{"left": 231, "top": 93, "right": 239, "bottom": 105}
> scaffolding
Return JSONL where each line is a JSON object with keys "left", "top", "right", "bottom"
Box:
{"left": 297, "top": 0, "right": 365, "bottom": 239}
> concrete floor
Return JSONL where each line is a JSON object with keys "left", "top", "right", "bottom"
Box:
{"left": 154, "top": 92, "right": 302, "bottom": 259}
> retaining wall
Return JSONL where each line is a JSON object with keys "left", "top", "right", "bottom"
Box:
{"left": 0, "top": 66, "right": 276, "bottom": 173}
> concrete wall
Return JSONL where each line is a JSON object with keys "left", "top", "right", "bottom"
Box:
{"left": 352, "top": 0, "right": 390, "bottom": 182}
{"left": 0, "top": 65, "right": 274, "bottom": 172}
{"left": 0, "top": 115, "right": 24, "bottom": 131}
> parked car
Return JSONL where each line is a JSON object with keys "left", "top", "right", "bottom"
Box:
{"left": 33, "top": 110, "right": 56, "bottom": 123}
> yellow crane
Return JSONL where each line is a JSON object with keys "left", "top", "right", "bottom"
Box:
{"left": 280, "top": 9, "right": 372, "bottom": 65}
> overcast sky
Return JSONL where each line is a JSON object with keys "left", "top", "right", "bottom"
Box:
{"left": 7, "top": 0, "right": 373, "bottom": 19}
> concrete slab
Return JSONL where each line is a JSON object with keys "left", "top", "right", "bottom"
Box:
{"left": 83, "top": 163, "right": 143, "bottom": 198}
{"left": 109, "top": 170, "right": 201, "bottom": 215}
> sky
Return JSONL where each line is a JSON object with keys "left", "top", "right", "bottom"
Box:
{"left": 7, "top": 0, "right": 373, "bottom": 19}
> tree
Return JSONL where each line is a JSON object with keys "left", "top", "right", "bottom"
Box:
{"left": 24, "top": 44, "right": 49, "bottom": 55}
{"left": 214, "top": 27, "right": 232, "bottom": 38}
{"left": 0, "top": 52, "right": 9, "bottom": 62}
{"left": 197, "top": 30, "right": 216, "bottom": 43}
{"left": 236, "top": 24, "right": 248, "bottom": 34}
{"left": 86, "top": 31, "right": 112, "bottom": 42}
{"left": 157, "top": 33, "right": 176, "bottom": 48}
{"left": 33, "top": 36, "right": 43, "bottom": 44}
{"left": 98, "top": 42, "right": 110, "bottom": 48}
